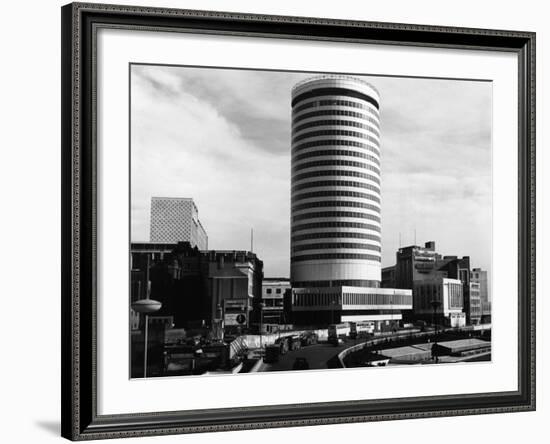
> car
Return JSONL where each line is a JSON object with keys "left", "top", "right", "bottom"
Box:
{"left": 290, "top": 336, "right": 302, "bottom": 351}
{"left": 300, "top": 332, "right": 319, "bottom": 346}
{"left": 329, "top": 337, "right": 344, "bottom": 346}
{"left": 292, "top": 357, "right": 310, "bottom": 370}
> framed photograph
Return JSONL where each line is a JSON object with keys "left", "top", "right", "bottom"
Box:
{"left": 61, "top": 2, "right": 536, "bottom": 440}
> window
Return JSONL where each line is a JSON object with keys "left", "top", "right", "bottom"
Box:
{"left": 292, "top": 139, "right": 380, "bottom": 157}
{"left": 292, "top": 129, "right": 380, "bottom": 146}
{"left": 292, "top": 189, "right": 380, "bottom": 204}
{"left": 292, "top": 211, "right": 381, "bottom": 223}
{"left": 292, "top": 169, "right": 380, "bottom": 185}
{"left": 293, "top": 148, "right": 380, "bottom": 166}
{"left": 276, "top": 288, "right": 281, "bottom": 294}
{"left": 291, "top": 179, "right": 380, "bottom": 194}
{"left": 292, "top": 159, "right": 380, "bottom": 175}
{"left": 266, "top": 288, "right": 272, "bottom": 294}
{"left": 293, "top": 119, "right": 380, "bottom": 138}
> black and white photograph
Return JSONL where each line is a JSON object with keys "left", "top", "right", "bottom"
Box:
{"left": 129, "top": 65, "right": 493, "bottom": 378}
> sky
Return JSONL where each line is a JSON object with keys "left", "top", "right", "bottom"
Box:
{"left": 130, "top": 64, "right": 492, "bottom": 279}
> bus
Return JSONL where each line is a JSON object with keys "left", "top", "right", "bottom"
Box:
{"left": 349, "top": 321, "right": 375, "bottom": 338}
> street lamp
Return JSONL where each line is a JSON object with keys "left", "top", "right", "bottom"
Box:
{"left": 258, "top": 302, "right": 265, "bottom": 358}
{"left": 331, "top": 299, "right": 337, "bottom": 325}
{"left": 132, "top": 298, "right": 162, "bottom": 378}
{"left": 429, "top": 300, "right": 442, "bottom": 363}
{"left": 258, "top": 302, "right": 265, "bottom": 360}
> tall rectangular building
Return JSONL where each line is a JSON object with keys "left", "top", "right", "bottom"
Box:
{"left": 149, "top": 197, "right": 208, "bottom": 249}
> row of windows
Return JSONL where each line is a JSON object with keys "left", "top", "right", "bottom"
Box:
{"left": 292, "top": 242, "right": 381, "bottom": 253}
{"left": 292, "top": 280, "right": 380, "bottom": 288}
{"left": 292, "top": 200, "right": 380, "bottom": 213}
{"left": 292, "top": 129, "right": 380, "bottom": 146}
{"left": 291, "top": 221, "right": 381, "bottom": 233}
{"left": 291, "top": 253, "right": 381, "bottom": 262}
{"left": 292, "top": 211, "right": 381, "bottom": 223}
{"left": 292, "top": 190, "right": 381, "bottom": 204}
{"left": 343, "top": 293, "right": 412, "bottom": 306}
{"left": 292, "top": 170, "right": 380, "bottom": 185}
{"left": 292, "top": 109, "right": 380, "bottom": 129}
{"left": 291, "top": 88, "right": 379, "bottom": 110}
{"left": 265, "top": 288, "right": 283, "bottom": 294}
{"left": 292, "top": 159, "right": 380, "bottom": 176}
{"left": 293, "top": 148, "right": 380, "bottom": 166}
{"left": 293, "top": 293, "right": 340, "bottom": 307}
{"left": 293, "top": 98, "right": 380, "bottom": 116}
{"left": 292, "top": 139, "right": 380, "bottom": 157}
{"left": 292, "top": 232, "right": 381, "bottom": 242}
{"left": 292, "top": 180, "right": 380, "bottom": 194}
{"left": 293, "top": 119, "right": 380, "bottom": 138}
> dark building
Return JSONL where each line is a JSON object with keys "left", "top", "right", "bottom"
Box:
{"left": 130, "top": 242, "right": 263, "bottom": 330}
{"left": 393, "top": 241, "right": 441, "bottom": 289}
{"left": 472, "top": 268, "right": 490, "bottom": 323}
{"left": 384, "top": 241, "right": 483, "bottom": 326}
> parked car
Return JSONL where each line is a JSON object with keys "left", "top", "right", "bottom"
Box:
{"left": 275, "top": 336, "right": 290, "bottom": 355}
{"left": 290, "top": 336, "right": 302, "bottom": 351}
{"left": 300, "top": 332, "right": 319, "bottom": 346}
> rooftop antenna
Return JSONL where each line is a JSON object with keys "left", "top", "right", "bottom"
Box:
{"left": 250, "top": 227, "right": 254, "bottom": 252}
{"left": 399, "top": 232, "right": 402, "bottom": 248}
{"left": 414, "top": 228, "right": 417, "bottom": 246}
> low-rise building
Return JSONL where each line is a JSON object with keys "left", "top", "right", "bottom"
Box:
{"left": 130, "top": 242, "right": 263, "bottom": 329}
{"left": 291, "top": 286, "right": 412, "bottom": 331}
{"left": 413, "top": 277, "right": 466, "bottom": 327}
{"left": 261, "top": 278, "right": 290, "bottom": 326}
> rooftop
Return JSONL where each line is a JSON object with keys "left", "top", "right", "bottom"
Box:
{"left": 292, "top": 74, "right": 379, "bottom": 94}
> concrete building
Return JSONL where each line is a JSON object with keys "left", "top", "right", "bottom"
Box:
{"left": 385, "top": 241, "right": 486, "bottom": 326}
{"left": 471, "top": 268, "right": 491, "bottom": 323}
{"left": 261, "top": 278, "right": 290, "bottom": 325}
{"left": 149, "top": 197, "right": 208, "bottom": 249}
{"left": 289, "top": 75, "right": 411, "bottom": 327}
{"left": 290, "top": 75, "right": 382, "bottom": 287}
{"left": 292, "top": 286, "right": 412, "bottom": 329}
{"left": 130, "top": 242, "right": 263, "bottom": 329}
{"left": 413, "top": 278, "right": 466, "bottom": 327}
{"left": 393, "top": 241, "right": 440, "bottom": 289}
{"left": 467, "top": 282, "right": 482, "bottom": 325}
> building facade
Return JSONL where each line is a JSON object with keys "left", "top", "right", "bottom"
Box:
{"left": 394, "top": 241, "right": 440, "bottom": 289}
{"left": 130, "top": 242, "right": 263, "bottom": 329}
{"left": 289, "top": 75, "right": 411, "bottom": 327}
{"left": 292, "top": 286, "right": 412, "bottom": 329}
{"left": 290, "top": 75, "right": 382, "bottom": 287}
{"left": 413, "top": 278, "right": 466, "bottom": 327}
{"left": 471, "top": 268, "right": 490, "bottom": 323}
{"left": 149, "top": 197, "right": 208, "bottom": 249}
{"left": 261, "top": 278, "right": 291, "bottom": 325}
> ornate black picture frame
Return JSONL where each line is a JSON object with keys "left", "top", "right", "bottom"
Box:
{"left": 61, "top": 2, "right": 535, "bottom": 440}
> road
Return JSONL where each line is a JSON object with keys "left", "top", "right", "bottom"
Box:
{"left": 262, "top": 340, "right": 357, "bottom": 371}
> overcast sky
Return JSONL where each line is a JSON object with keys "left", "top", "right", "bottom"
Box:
{"left": 130, "top": 65, "right": 492, "bottom": 279}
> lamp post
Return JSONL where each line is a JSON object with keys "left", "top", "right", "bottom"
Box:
{"left": 429, "top": 300, "right": 442, "bottom": 363}
{"left": 258, "top": 302, "right": 265, "bottom": 360}
{"left": 132, "top": 298, "right": 162, "bottom": 378}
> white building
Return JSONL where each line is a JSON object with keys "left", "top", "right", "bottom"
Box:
{"left": 413, "top": 278, "right": 466, "bottom": 327}
{"left": 261, "top": 278, "right": 291, "bottom": 325}
{"left": 291, "top": 75, "right": 382, "bottom": 286}
{"left": 289, "top": 75, "right": 411, "bottom": 328}
{"left": 149, "top": 197, "right": 208, "bottom": 249}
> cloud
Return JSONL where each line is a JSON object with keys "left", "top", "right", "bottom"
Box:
{"left": 131, "top": 65, "right": 492, "bottom": 278}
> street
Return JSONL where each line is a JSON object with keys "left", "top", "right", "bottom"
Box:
{"left": 261, "top": 339, "right": 356, "bottom": 371}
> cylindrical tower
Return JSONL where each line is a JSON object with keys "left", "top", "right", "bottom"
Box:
{"left": 290, "top": 75, "right": 382, "bottom": 288}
